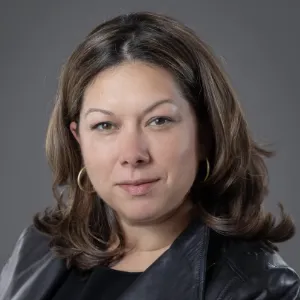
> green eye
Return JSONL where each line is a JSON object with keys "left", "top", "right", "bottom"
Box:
{"left": 149, "top": 117, "right": 173, "bottom": 126}
{"left": 93, "top": 122, "right": 115, "bottom": 131}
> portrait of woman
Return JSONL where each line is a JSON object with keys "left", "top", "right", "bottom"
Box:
{"left": 0, "top": 11, "right": 299, "bottom": 300}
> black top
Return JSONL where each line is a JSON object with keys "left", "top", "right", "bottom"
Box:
{"left": 51, "top": 265, "right": 142, "bottom": 300}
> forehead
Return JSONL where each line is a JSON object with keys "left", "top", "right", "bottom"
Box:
{"left": 82, "top": 61, "right": 184, "bottom": 108}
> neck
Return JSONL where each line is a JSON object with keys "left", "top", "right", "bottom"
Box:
{"left": 118, "top": 200, "right": 193, "bottom": 253}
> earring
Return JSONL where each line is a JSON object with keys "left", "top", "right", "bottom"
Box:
{"left": 203, "top": 158, "right": 210, "bottom": 182}
{"left": 77, "top": 166, "right": 95, "bottom": 193}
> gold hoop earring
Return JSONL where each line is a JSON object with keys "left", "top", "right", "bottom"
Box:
{"left": 77, "top": 167, "right": 95, "bottom": 193}
{"left": 203, "top": 158, "right": 210, "bottom": 182}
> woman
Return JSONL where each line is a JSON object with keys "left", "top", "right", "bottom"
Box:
{"left": 0, "top": 11, "right": 299, "bottom": 300}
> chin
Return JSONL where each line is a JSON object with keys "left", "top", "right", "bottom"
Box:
{"left": 119, "top": 204, "right": 168, "bottom": 225}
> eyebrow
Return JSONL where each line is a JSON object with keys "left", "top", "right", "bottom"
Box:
{"left": 84, "top": 99, "right": 177, "bottom": 118}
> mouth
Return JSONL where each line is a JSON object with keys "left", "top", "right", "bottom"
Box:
{"left": 117, "top": 178, "right": 160, "bottom": 196}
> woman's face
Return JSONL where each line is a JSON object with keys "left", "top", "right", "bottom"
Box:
{"left": 70, "top": 61, "right": 200, "bottom": 225}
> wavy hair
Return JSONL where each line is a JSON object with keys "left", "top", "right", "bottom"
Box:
{"left": 34, "top": 11, "right": 295, "bottom": 270}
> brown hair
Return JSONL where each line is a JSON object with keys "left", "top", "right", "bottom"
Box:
{"left": 34, "top": 11, "right": 295, "bottom": 270}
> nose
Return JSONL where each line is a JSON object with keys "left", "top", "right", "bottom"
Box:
{"left": 118, "top": 130, "right": 151, "bottom": 167}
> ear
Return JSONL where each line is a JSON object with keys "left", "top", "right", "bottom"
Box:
{"left": 70, "top": 121, "right": 80, "bottom": 144}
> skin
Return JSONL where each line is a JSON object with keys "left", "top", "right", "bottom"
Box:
{"left": 70, "top": 61, "right": 202, "bottom": 271}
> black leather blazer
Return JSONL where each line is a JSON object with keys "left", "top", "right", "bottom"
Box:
{"left": 1, "top": 220, "right": 299, "bottom": 300}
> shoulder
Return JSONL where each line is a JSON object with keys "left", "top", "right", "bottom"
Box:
{"left": 210, "top": 237, "right": 300, "bottom": 299}
{"left": 0, "top": 225, "right": 66, "bottom": 299}
{"left": 1, "top": 225, "right": 52, "bottom": 271}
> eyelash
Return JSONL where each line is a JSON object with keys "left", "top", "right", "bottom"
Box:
{"left": 148, "top": 116, "right": 174, "bottom": 127}
{"left": 91, "top": 116, "right": 174, "bottom": 131}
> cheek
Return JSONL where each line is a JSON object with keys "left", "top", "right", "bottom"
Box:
{"left": 171, "top": 141, "right": 198, "bottom": 182}
{"left": 156, "top": 127, "right": 198, "bottom": 168}
{"left": 79, "top": 135, "right": 116, "bottom": 180}
{"left": 153, "top": 132, "right": 198, "bottom": 195}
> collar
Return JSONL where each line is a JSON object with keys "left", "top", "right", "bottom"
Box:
{"left": 118, "top": 219, "right": 210, "bottom": 300}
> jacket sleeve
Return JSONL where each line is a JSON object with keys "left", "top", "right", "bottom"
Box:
{"left": 0, "top": 227, "right": 31, "bottom": 299}
{"left": 232, "top": 266, "right": 300, "bottom": 300}
{"left": 0, "top": 225, "right": 67, "bottom": 300}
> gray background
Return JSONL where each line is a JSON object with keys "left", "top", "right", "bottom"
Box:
{"left": 0, "top": 1, "right": 299, "bottom": 272}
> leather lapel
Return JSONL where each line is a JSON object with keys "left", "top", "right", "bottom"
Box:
{"left": 118, "top": 220, "right": 210, "bottom": 300}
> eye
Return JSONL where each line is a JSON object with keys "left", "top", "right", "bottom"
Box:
{"left": 92, "top": 122, "right": 116, "bottom": 131}
{"left": 148, "top": 117, "right": 173, "bottom": 127}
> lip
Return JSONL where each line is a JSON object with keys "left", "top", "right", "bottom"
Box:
{"left": 117, "top": 178, "right": 160, "bottom": 196}
{"left": 117, "top": 178, "right": 160, "bottom": 185}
